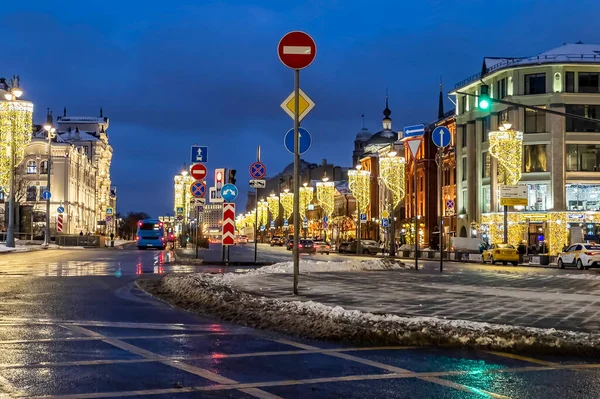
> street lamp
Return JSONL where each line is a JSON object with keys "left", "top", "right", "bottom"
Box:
{"left": 42, "top": 117, "right": 56, "bottom": 246}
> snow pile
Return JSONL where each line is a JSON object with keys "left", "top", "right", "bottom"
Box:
{"left": 217, "top": 259, "right": 408, "bottom": 284}
{"left": 138, "top": 272, "right": 600, "bottom": 356}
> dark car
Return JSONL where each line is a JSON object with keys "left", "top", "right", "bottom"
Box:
{"left": 270, "top": 236, "right": 284, "bottom": 246}
{"left": 297, "top": 239, "right": 316, "bottom": 254}
{"left": 345, "top": 240, "right": 381, "bottom": 255}
{"left": 338, "top": 242, "right": 350, "bottom": 253}
{"left": 286, "top": 237, "right": 294, "bottom": 250}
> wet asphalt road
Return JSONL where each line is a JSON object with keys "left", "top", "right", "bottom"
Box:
{"left": 0, "top": 246, "right": 599, "bottom": 398}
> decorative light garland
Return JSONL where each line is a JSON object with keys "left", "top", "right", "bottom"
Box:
{"left": 257, "top": 199, "right": 268, "bottom": 227}
{"left": 299, "top": 185, "right": 313, "bottom": 219}
{"left": 379, "top": 156, "right": 406, "bottom": 208}
{"left": 488, "top": 126, "right": 523, "bottom": 185}
{"left": 245, "top": 212, "right": 255, "bottom": 228}
{"left": 280, "top": 191, "right": 293, "bottom": 221}
{"left": 267, "top": 195, "right": 280, "bottom": 219}
{"left": 316, "top": 181, "right": 335, "bottom": 217}
{"left": 348, "top": 169, "right": 370, "bottom": 213}
{"left": 547, "top": 212, "right": 568, "bottom": 255}
{"left": 173, "top": 174, "right": 193, "bottom": 217}
{"left": 0, "top": 100, "right": 34, "bottom": 191}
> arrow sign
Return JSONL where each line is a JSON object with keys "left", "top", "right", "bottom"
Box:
{"left": 190, "top": 146, "right": 208, "bottom": 163}
{"left": 221, "top": 183, "right": 238, "bottom": 202}
{"left": 284, "top": 127, "right": 312, "bottom": 155}
{"left": 432, "top": 126, "right": 451, "bottom": 148}
{"left": 403, "top": 124, "right": 425, "bottom": 138}
{"left": 190, "top": 163, "right": 208, "bottom": 181}
{"left": 249, "top": 179, "right": 266, "bottom": 188}
{"left": 222, "top": 203, "right": 236, "bottom": 245}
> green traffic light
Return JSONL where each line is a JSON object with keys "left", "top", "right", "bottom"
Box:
{"left": 479, "top": 84, "right": 491, "bottom": 110}
{"left": 479, "top": 98, "right": 490, "bottom": 110}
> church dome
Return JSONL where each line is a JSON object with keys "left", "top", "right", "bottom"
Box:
{"left": 355, "top": 128, "right": 372, "bottom": 141}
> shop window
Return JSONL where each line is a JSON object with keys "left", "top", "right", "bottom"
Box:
{"left": 578, "top": 72, "right": 600, "bottom": 93}
{"left": 566, "top": 105, "right": 600, "bottom": 132}
{"left": 567, "top": 184, "right": 600, "bottom": 211}
{"left": 523, "top": 145, "right": 547, "bottom": 173}
{"left": 26, "top": 160, "right": 37, "bottom": 174}
{"left": 524, "top": 108, "right": 546, "bottom": 133}
{"left": 525, "top": 73, "right": 546, "bottom": 95}
{"left": 26, "top": 186, "right": 37, "bottom": 201}
{"left": 526, "top": 183, "right": 548, "bottom": 211}
{"left": 566, "top": 144, "right": 600, "bottom": 171}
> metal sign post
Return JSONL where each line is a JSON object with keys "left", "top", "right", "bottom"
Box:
{"left": 432, "top": 126, "right": 451, "bottom": 272}
{"left": 406, "top": 138, "right": 423, "bottom": 271}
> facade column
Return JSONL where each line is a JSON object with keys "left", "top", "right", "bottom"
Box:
{"left": 466, "top": 121, "right": 477, "bottom": 222}
{"left": 549, "top": 104, "right": 566, "bottom": 211}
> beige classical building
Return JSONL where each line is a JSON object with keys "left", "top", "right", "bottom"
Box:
{"left": 20, "top": 109, "right": 115, "bottom": 235}
{"left": 450, "top": 43, "right": 600, "bottom": 254}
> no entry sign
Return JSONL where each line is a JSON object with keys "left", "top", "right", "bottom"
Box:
{"left": 190, "top": 163, "right": 207, "bottom": 181}
{"left": 278, "top": 31, "right": 317, "bottom": 70}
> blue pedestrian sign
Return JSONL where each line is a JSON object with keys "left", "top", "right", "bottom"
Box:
{"left": 190, "top": 181, "right": 206, "bottom": 198}
{"left": 284, "top": 220, "right": 289, "bottom": 227}
{"left": 176, "top": 207, "right": 184, "bottom": 215}
{"left": 57, "top": 206, "right": 65, "bottom": 214}
{"left": 360, "top": 213, "right": 367, "bottom": 223}
{"left": 190, "top": 146, "right": 208, "bottom": 163}
{"left": 382, "top": 218, "right": 389, "bottom": 228}
{"left": 249, "top": 162, "right": 267, "bottom": 179}
{"left": 270, "top": 220, "right": 275, "bottom": 228}
{"left": 432, "top": 126, "right": 451, "bottom": 148}
{"left": 42, "top": 190, "right": 51, "bottom": 200}
{"left": 323, "top": 216, "right": 328, "bottom": 223}
{"left": 284, "top": 127, "right": 312, "bottom": 155}
{"left": 260, "top": 225, "right": 265, "bottom": 232}
{"left": 221, "top": 183, "right": 238, "bottom": 202}
{"left": 403, "top": 124, "right": 425, "bottom": 138}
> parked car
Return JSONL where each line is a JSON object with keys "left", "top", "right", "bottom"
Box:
{"left": 286, "top": 237, "right": 294, "bottom": 250}
{"left": 297, "top": 239, "right": 316, "bottom": 254}
{"left": 314, "top": 241, "right": 331, "bottom": 254}
{"left": 345, "top": 240, "right": 380, "bottom": 255}
{"left": 270, "top": 236, "right": 284, "bottom": 246}
{"left": 338, "top": 242, "right": 350, "bottom": 253}
{"left": 558, "top": 243, "right": 600, "bottom": 270}
{"left": 236, "top": 235, "right": 248, "bottom": 245}
{"left": 481, "top": 243, "right": 519, "bottom": 265}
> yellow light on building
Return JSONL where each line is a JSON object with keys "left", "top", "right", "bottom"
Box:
{"left": 548, "top": 212, "right": 568, "bottom": 255}
{"left": 299, "top": 184, "right": 313, "bottom": 219}
{"left": 348, "top": 169, "right": 370, "bottom": 213}
{"left": 280, "top": 190, "right": 293, "bottom": 221}
{"left": 379, "top": 155, "right": 406, "bottom": 208}
{"left": 173, "top": 174, "right": 193, "bottom": 217}
{"left": 267, "top": 194, "right": 280, "bottom": 219}
{"left": 316, "top": 181, "right": 335, "bottom": 217}
{"left": 0, "top": 100, "right": 33, "bottom": 191}
{"left": 488, "top": 127, "right": 523, "bottom": 185}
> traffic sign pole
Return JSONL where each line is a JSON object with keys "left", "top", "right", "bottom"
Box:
{"left": 292, "top": 69, "right": 300, "bottom": 295}
{"left": 254, "top": 147, "right": 260, "bottom": 263}
{"left": 414, "top": 158, "right": 418, "bottom": 271}
{"left": 438, "top": 146, "right": 443, "bottom": 273}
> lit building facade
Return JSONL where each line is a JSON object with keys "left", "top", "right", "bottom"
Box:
{"left": 451, "top": 43, "right": 600, "bottom": 254}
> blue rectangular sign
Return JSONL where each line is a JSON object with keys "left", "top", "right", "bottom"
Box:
{"left": 403, "top": 124, "right": 425, "bottom": 138}
{"left": 191, "top": 146, "right": 208, "bottom": 163}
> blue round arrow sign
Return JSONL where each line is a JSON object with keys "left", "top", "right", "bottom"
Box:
{"left": 284, "top": 127, "right": 312, "bottom": 155}
{"left": 221, "top": 183, "right": 238, "bottom": 202}
{"left": 432, "top": 126, "right": 451, "bottom": 148}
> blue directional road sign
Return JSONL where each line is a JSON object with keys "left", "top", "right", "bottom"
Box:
{"left": 260, "top": 225, "right": 265, "bottom": 232}
{"left": 403, "top": 124, "right": 425, "bottom": 138}
{"left": 221, "top": 183, "right": 238, "bottom": 202}
{"left": 381, "top": 218, "right": 389, "bottom": 228}
{"left": 190, "top": 146, "right": 208, "bottom": 163}
{"left": 57, "top": 206, "right": 65, "bottom": 214}
{"left": 270, "top": 221, "right": 275, "bottom": 229}
{"left": 190, "top": 181, "right": 206, "bottom": 198}
{"left": 249, "top": 162, "right": 266, "bottom": 179}
{"left": 360, "top": 213, "right": 367, "bottom": 223}
{"left": 284, "top": 220, "right": 289, "bottom": 227}
{"left": 42, "top": 190, "right": 51, "bottom": 200}
{"left": 432, "top": 126, "right": 451, "bottom": 148}
{"left": 323, "top": 216, "right": 328, "bottom": 223}
{"left": 176, "top": 207, "right": 184, "bottom": 215}
{"left": 284, "top": 127, "right": 312, "bottom": 155}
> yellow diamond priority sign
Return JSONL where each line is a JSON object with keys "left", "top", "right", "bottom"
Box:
{"left": 280, "top": 88, "right": 315, "bottom": 122}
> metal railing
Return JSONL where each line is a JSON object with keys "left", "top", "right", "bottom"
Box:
{"left": 55, "top": 235, "right": 100, "bottom": 247}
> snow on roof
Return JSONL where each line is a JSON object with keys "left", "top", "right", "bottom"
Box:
{"left": 57, "top": 116, "right": 106, "bottom": 123}
{"left": 57, "top": 131, "right": 99, "bottom": 142}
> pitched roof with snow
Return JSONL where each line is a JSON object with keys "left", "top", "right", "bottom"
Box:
{"left": 453, "top": 43, "right": 600, "bottom": 90}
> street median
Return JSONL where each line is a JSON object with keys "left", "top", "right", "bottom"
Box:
{"left": 137, "top": 259, "right": 600, "bottom": 356}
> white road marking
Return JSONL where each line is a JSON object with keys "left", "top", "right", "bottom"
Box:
{"left": 282, "top": 46, "right": 311, "bottom": 55}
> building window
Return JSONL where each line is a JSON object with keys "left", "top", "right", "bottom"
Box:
{"left": 461, "top": 189, "right": 467, "bottom": 213}
{"left": 39, "top": 186, "right": 47, "bottom": 200}
{"left": 566, "top": 105, "right": 600, "bottom": 132}
{"left": 524, "top": 108, "right": 546, "bottom": 133}
{"left": 39, "top": 160, "right": 49, "bottom": 174}
{"left": 496, "top": 78, "right": 507, "bottom": 99}
{"left": 523, "top": 145, "right": 547, "bottom": 173}
{"left": 578, "top": 72, "right": 600, "bottom": 93}
{"left": 460, "top": 96, "right": 466, "bottom": 115}
{"left": 482, "top": 186, "right": 490, "bottom": 213}
{"left": 566, "top": 184, "right": 600, "bottom": 211}
{"left": 566, "top": 72, "right": 575, "bottom": 92}
{"left": 482, "top": 152, "right": 490, "bottom": 178}
{"left": 26, "top": 160, "right": 37, "bottom": 174}
{"left": 26, "top": 186, "right": 37, "bottom": 201}
{"left": 462, "top": 157, "right": 467, "bottom": 181}
{"left": 461, "top": 126, "right": 467, "bottom": 148}
{"left": 497, "top": 110, "right": 508, "bottom": 124}
{"left": 525, "top": 73, "right": 546, "bottom": 95}
{"left": 526, "top": 183, "right": 549, "bottom": 211}
{"left": 481, "top": 116, "right": 490, "bottom": 142}
{"left": 566, "top": 144, "right": 600, "bottom": 171}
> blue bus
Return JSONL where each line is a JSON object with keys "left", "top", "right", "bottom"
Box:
{"left": 136, "top": 219, "right": 166, "bottom": 249}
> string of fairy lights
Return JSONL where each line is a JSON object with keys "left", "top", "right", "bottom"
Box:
{"left": 299, "top": 184, "right": 313, "bottom": 219}
{"left": 280, "top": 190, "right": 293, "bottom": 221}
{"left": 316, "top": 180, "right": 335, "bottom": 218}
{"left": 0, "top": 100, "right": 34, "bottom": 191}
{"left": 379, "top": 154, "right": 406, "bottom": 208}
{"left": 488, "top": 124, "right": 523, "bottom": 186}
{"left": 267, "top": 194, "right": 280, "bottom": 220}
{"left": 348, "top": 169, "right": 370, "bottom": 214}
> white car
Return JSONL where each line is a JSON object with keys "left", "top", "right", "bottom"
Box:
{"left": 557, "top": 243, "right": 600, "bottom": 270}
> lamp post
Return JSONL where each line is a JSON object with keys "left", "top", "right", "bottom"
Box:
{"left": 4, "top": 78, "right": 24, "bottom": 248}
{"left": 42, "top": 117, "right": 56, "bottom": 247}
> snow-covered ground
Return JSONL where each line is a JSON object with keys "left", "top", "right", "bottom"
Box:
{"left": 0, "top": 243, "right": 86, "bottom": 253}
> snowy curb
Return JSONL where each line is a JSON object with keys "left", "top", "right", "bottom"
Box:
{"left": 137, "top": 261, "right": 600, "bottom": 356}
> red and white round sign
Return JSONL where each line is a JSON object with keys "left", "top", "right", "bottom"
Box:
{"left": 190, "top": 163, "right": 207, "bottom": 181}
{"left": 278, "top": 31, "right": 316, "bottom": 70}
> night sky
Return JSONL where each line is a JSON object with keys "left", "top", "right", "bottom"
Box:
{"left": 2, "top": 0, "right": 599, "bottom": 216}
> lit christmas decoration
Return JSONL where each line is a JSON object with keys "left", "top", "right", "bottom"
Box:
{"left": 257, "top": 199, "right": 268, "bottom": 227}
{"left": 267, "top": 194, "right": 280, "bottom": 219}
{"left": 348, "top": 169, "right": 370, "bottom": 213}
{"left": 245, "top": 211, "right": 255, "bottom": 228}
{"left": 488, "top": 125, "right": 523, "bottom": 185}
{"left": 173, "top": 174, "right": 193, "bottom": 217}
{"left": 548, "top": 212, "right": 568, "bottom": 255}
{"left": 316, "top": 181, "right": 335, "bottom": 217}
{"left": 299, "top": 184, "right": 313, "bottom": 219}
{"left": 379, "top": 155, "right": 406, "bottom": 208}
{"left": 0, "top": 100, "right": 33, "bottom": 191}
{"left": 280, "top": 190, "right": 293, "bottom": 221}
{"left": 235, "top": 214, "right": 245, "bottom": 232}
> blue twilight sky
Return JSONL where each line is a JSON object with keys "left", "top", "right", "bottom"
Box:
{"left": 1, "top": 0, "right": 599, "bottom": 216}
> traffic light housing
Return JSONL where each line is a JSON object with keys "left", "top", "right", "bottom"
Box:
{"left": 479, "top": 85, "right": 491, "bottom": 110}
{"left": 228, "top": 169, "right": 237, "bottom": 185}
